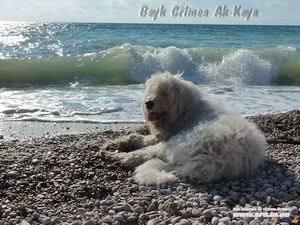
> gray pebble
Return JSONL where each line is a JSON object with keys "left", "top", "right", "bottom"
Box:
{"left": 123, "top": 203, "right": 134, "bottom": 212}
{"left": 265, "top": 188, "right": 274, "bottom": 194}
{"left": 211, "top": 216, "right": 220, "bottom": 225}
{"left": 186, "top": 201, "right": 193, "bottom": 207}
{"left": 280, "top": 185, "right": 288, "bottom": 192}
{"left": 183, "top": 209, "right": 193, "bottom": 218}
{"left": 221, "top": 187, "right": 230, "bottom": 193}
{"left": 217, "top": 222, "right": 227, "bottom": 225}
{"left": 9, "top": 219, "right": 18, "bottom": 224}
{"left": 139, "top": 214, "right": 149, "bottom": 221}
{"left": 170, "top": 216, "right": 181, "bottom": 224}
{"left": 249, "top": 219, "right": 261, "bottom": 225}
{"left": 83, "top": 220, "right": 97, "bottom": 225}
{"left": 285, "top": 170, "right": 295, "bottom": 177}
{"left": 77, "top": 208, "right": 87, "bottom": 214}
{"left": 9, "top": 212, "right": 17, "bottom": 218}
{"left": 52, "top": 217, "right": 61, "bottom": 224}
{"left": 147, "top": 220, "right": 157, "bottom": 225}
{"left": 102, "top": 216, "right": 113, "bottom": 223}
{"left": 139, "top": 186, "right": 149, "bottom": 192}
{"left": 203, "top": 209, "right": 213, "bottom": 219}
{"left": 108, "top": 209, "right": 115, "bottom": 215}
{"left": 192, "top": 202, "right": 199, "bottom": 207}
{"left": 127, "top": 177, "right": 135, "bottom": 183}
{"left": 134, "top": 206, "right": 145, "bottom": 214}
{"left": 284, "top": 181, "right": 293, "bottom": 187}
{"left": 232, "top": 185, "right": 241, "bottom": 191}
{"left": 20, "top": 221, "right": 31, "bottom": 225}
{"left": 113, "top": 215, "right": 124, "bottom": 222}
{"left": 281, "top": 217, "right": 292, "bottom": 224}
{"left": 287, "top": 200, "right": 300, "bottom": 207}
{"left": 213, "top": 195, "right": 223, "bottom": 202}
{"left": 250, "top": 200, "right": 257, "bottom": 206}
{"left": 290, "top": 207, "right": 298, "bottom": 215}
{"left": 133, "top": 196, "right": 152, "bottom": 202}
{"left": 192, "top": 209, "right": 202, "bottom": 217}
{"left": 67, "top": 216, "right": 76, "bottom": 221}
{"left": 192, "top": 222, "right": 201, "bottom": 225}
{"left": 127, "top": 216, "right": 137, "bottom": 222}
{"left": 42, "top": 217, "right": 52, "bottom": 225}
{"left": 129, "top": 185, "right": 139, "bottom": 192}
{"left": 93, "top": 216, "right": 100, "bottom": 221}
{"left": 7, "top": 171, "right": 20, "bottom": 178}
{"left": 177, "top": 186, "right": 184, "bottom": 192}
{"left": 211, "top": 209, "right": 218, "bottom": 217}
{"left": 290, "top": 187, "right": 300, "bottom": 193}
{"left": 219, "top": 217, "right": 231, "bottom": 222}
{"left": 239, "top": 197, "right": 247, "bottom": 206}
{"left": 32, "top": 158, "right": 39, "bottom": 164}
{"left": 294, "top": 181, "right": 300, "bottom": 188}
{"left": 263, "top": 183, "right": 273, "bottom": 189}
{"left": 148, "top": 203, "right": 157, "bottom": 212}
{"left": 164, "top": 202, "right": 179, "bottom": 213}
{"left": 175, "top": 221, "right": 190, "bottom": 225}
{"left": 255, "top": 191, "right": 266, "bottom": 200}
{"left": 230, "top": 192, "right": 240, "bottom": 202}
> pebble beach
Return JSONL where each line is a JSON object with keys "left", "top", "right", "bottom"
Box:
{"left": 0, "top": 110, "right": 299, "bottom": 225}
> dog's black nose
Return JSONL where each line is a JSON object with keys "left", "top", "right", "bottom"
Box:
{"left": 145, "top": 100, "right": 154, "bottom": 110}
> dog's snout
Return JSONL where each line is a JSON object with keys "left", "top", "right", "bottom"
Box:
{"left": 145, "top": 100, "right": 154, "bottom": 110}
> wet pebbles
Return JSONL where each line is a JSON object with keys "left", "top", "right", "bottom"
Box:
{"left": 0, "top": 110, "right": 299, "bottom": 224}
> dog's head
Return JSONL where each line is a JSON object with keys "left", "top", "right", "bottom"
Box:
{"left": 143, "top": 72, "right": 201, "bottom": 132}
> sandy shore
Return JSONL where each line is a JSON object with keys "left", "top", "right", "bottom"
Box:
{"left": 0, "top": 110, "right": 299, "bottom": 225}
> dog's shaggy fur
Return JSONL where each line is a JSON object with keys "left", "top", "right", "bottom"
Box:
{"left": 102, "top": 72, "right": 266, "bottom": 185}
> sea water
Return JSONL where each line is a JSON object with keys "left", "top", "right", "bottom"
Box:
{"left": 0, "top": 22, "right": 299, "bottom": 124}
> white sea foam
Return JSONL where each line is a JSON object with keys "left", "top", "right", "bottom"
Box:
{"left": 131, "top": 46, "right": 196, "bottom": 83}
{"left": 129, "top": 46, "right": 283, "bottom": 86}
{"left": 198, "top": 49, "right": 274, "bottom": 85}
{"left": 0, "top": 85, "right": 299, "bottom": 124}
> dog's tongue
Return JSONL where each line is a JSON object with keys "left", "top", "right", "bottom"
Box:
{"left": 148, "top": 112, "right": 160, "bottom": 121}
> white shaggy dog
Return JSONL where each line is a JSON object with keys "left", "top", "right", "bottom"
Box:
{"left": 103, "top": 72, "right": 266, "bottom": 185}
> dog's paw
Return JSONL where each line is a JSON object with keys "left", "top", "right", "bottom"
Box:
{"left": 100, "top": 141, "right": 121, "bottom": 152}
{"left": 97, "top": 150, "right": 120, "bottom": 161}
{"left": 100, "top": 135, "right": 144, "bottom": 153}
{"left": 121, "top": 153, "right": 145, "bottom": 169}
{"left": 97, "top": 150, "right": 146, "bottom": 170}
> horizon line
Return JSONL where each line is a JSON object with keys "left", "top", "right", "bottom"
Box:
{"left": 0, "top": 20, "right": 300, "bottom": 26}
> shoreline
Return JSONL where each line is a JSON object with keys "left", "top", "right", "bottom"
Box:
{"left": 0, "top": 110, "right": 299, "bottom": 225}
{"left": 0, "top": 121, "right": 138, "bottom": 141}
{"left": 0, "top": 108, "right": 298, "bottom": 142}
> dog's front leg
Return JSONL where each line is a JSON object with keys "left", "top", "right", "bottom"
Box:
{"left": 115, "top": 142, "right": 167, "bottom": 169}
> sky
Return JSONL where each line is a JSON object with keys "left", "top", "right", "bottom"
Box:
{"left": 0, "top": 0, "right": 299, "bottom": 25}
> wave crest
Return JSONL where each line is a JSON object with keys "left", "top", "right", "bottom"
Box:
{"left": 199, "top": 49, "right": 273, "bottom": 85}
{"left": 0, "top": 44, "right": 299, "bottom": 87}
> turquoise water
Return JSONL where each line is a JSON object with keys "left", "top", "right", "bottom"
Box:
{"left": 0, "top": 22, "right": 300, "bottom": 86}
{"left": 0, "top": 22, "right": 299, "bottom": 124}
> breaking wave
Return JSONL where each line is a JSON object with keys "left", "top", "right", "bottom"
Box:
{"left": 0, "top": 44, "right": 299, "bottom": 87}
